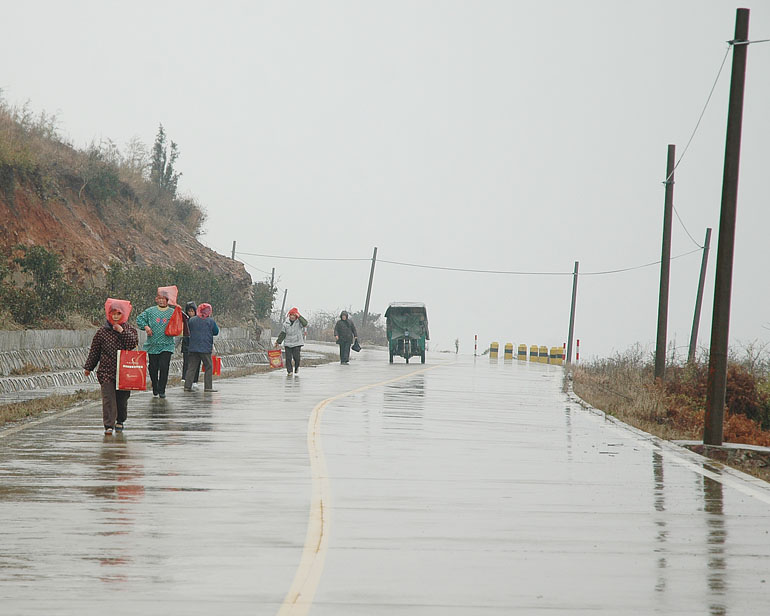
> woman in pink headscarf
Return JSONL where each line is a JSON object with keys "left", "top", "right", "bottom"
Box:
{"left": 183, "top": 303, "right": 219, "bottom": 392}
{"left": 84, "top": 299, "right": 139, "bottom": 435}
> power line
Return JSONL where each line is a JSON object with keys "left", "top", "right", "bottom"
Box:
{"left": 665, "top": 46, "right": 731, "bottom": 186}
{"left": 378, "top": 259, "right": 572, "bottom": 276}
{"left": 232, "top": 248, "right": 703, "bottom": 279}
{"left": 237, "top": 251, "right": 369, "bottom": 263}
{"left": 237, "top": 256, "right": 285, "bottom": 293}
{"left": 663, "top": 44, "right": 731, "bottom": 249}
{"left": 580, "top": 248, "right": 702, "bottom": 276}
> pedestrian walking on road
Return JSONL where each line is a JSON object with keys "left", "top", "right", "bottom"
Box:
{"left": 334, "top": 310, "right": 358, "bottom": 364}
{"left": 275, "top": 307, "right": 308, "bottom": 376}
{"left": 180, "top": 301, "right": 200, "bottom": 390}
{"left": 184, "top": 303, "right": 219, "bottom": 392}
{"left": 84, "top": 299, "right": 139, "bottom": 435}
{"left": 136, "top": 288, "right": 177, "bottom": 398}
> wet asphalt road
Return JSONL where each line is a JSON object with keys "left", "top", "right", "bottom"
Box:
{"left": 2, "top": 347, "right": 770, "bottom": 615}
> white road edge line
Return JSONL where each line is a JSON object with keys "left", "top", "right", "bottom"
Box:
{"left": 567, "top": 389, "right": 770, "bottom": 505}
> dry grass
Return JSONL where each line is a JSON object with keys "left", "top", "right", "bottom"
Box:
{"left": 9, "top": 363, "right": 51, "bottom": 376}
{"left": 0, "top": 390, "right": 101, "bottom": 426}
{"left": 0, "top": 352, "right": 337, "bottom": 429}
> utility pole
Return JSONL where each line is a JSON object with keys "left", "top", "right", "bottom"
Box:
{"left": 278, "top": 289, "right": 287, "bottom": 325}
{"left": 704, "top": 8, "right": 750, "bottom": 446}
{"left": 688, "top": 228, "right": 712, "bottom": 363}
{"left": 231, "top": 241, "right": 236, "bottom": 260}
{"left": 566, "top": 261, "right": 579, "bottom": 364}
{"left": 655, "top": 145, "right": 676, "bottom": 381}
{"left": 362, "top": 247, "right": 378, "bottom": 330}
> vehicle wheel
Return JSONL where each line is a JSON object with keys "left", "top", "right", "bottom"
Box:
{"left": 421, "top": 351, "right": 426, "bottom": 364}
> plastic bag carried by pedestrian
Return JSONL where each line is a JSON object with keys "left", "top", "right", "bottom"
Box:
{"left": 202, "top": 355, "right": 222, "bottom": 375}
{"left": 116, "top": 350, "right": 148, "bottom": 391}
{"left": 268, "top": 349, "right": 284, "bottom": 369}
{"left": 165, "top": 305, "right": 184, "bottom": 336}
{"left": 352, "top": 340, "right": 361, "bottom": 352}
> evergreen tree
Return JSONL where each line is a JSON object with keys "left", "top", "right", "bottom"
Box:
{"left": 149, "top": 123, "right": 181, "bottom": 196}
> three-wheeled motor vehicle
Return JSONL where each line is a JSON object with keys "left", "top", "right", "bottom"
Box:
{"left": 385, "top": 302, "right": 429, "bottom": 364}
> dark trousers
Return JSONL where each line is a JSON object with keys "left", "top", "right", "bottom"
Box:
{"left": 148, "top": 351, "right": 172, "bottom": 395}
{"left": 184, "top": 352, "right": 213, "bottom": 390}
{"left": 182, "top": 352, "right": 199, "bottom": 383}
{"left": 101, "top": 381, "right": 130, "bottom": 428}
{"left": 339, "top": 342, "right": 351, "bottom": 363}
{"left": 285, "top": 346, "right": 302, "bottom": 374}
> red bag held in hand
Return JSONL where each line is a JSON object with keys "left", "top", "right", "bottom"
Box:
{"left": 268, "top": 349, "right": 284, "bottom": 369}
{"left": 202, "top": 355, "right": 222, "bottom": 376}
{"left": 165, "top": 305, "right": 184, "bottom": 336}
{"left": 116, "top": 350, "right": 148, "bottom": 391}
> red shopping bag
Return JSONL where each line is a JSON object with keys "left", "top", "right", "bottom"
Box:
{"left": 116, "top": 350, "right": 148, "bottom": 391}
{"left": 268, "top": 349, "right": 284, "bottom": 369}
{"left": 201, "top": 355, "right": 222, "bottom": 376}
{"left": 164, "top": 305, "right": 184, "bottom": 336}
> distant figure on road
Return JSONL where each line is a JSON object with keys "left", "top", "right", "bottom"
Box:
{"left": 136, "top": 288, "right": 177, "bottom": 398}
{"left": 275, "top": 307, "right": 308, "bottom": 376}
{"left": 84, "top": 299, "right": 139, "bottom": 435}
{"left": 184, "top": 303, "right": 219, "bottom": 393}
{"left": 334, "top": 310, "right": 358, "bottom": 365}
{"left": 180, "top": 301, "right": 200, "bottom": 390}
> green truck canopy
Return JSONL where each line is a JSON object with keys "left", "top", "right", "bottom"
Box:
{"left": 384, "top": 303, "right": 429, "bottom": 340}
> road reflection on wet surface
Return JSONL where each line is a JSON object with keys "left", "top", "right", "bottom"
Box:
{"left": 1, "top": 349, "right": 770, "bottom": 614}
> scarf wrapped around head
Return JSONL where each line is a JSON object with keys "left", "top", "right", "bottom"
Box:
{"left": 157, "top": 285, "right": 178, "bottom": 306}
{"left": 197, "top": 303, "right": 213, "bottom": 319}
{"left": 104, "top": 298, "right": 132, "bottom": 324}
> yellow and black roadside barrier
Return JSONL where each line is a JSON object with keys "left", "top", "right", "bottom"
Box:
{"left": 504, "top": 343, "right": 513, "bottom": 360}
{"left": 490, "top": 342, "right": 499, "bottom": 359}
{"left": 517, "top": 344, "right": 527, "bottom": 361}
{"left": 549, "top": 346, "right": 564, "bottom": 365}
{"left": 529, "top": 345, "right": 538, "bottom": 362}
{"left": 539, "top": 345, "right": 548, "bottom": 363}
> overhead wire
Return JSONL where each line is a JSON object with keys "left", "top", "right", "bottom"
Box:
{"left": 663, "top": 44, "right": 732, "bottom": 250}
{"left": 237, "top": 251, "right": 369, "bottom": 263}
{"left": 231, "top": 248, "right": 703, "bottom": 278}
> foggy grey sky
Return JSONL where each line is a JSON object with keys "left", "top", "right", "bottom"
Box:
{"left": 2, "top": 1, "right": 769, "bottom": 359}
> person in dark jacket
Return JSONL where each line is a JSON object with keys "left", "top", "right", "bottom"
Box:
{"left": 334, "top": 310, "right": 358, "bottom": 364}
{"left": 180, "top": 301, "right": 200, "bottom": 389}
{"left": 184, "top": 303, "right": 219, "bottom": 392}
{"left": 84, "top": 299, "right": 139, "bottom": 435}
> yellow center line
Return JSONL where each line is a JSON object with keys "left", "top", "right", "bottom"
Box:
{"left": 276, "top": 364, "right": 443, "bottom": 615}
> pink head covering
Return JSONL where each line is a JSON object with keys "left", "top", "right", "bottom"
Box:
{"left": 197, "top": 303, "right": 213, "bottom": 319}
{"left": 156, "top": 285, "right": 178, "bottom": 306}
{"left": 104, "top": 298, "right": 132, "bottom": 324}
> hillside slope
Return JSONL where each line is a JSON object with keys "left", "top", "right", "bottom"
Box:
{"left": 0, "top": 167, "right": 250, "bottom": 290}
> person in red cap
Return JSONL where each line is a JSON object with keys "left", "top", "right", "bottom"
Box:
{"left": 84, "top": 299, "right": 139, "bottom": 435}
{"left": 274, "top": 307, "right": 308, "bottom": 376}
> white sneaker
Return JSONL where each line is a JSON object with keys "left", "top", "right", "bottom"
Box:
{"left": 191, "top": 383, "right": 199, "bottom": 390}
